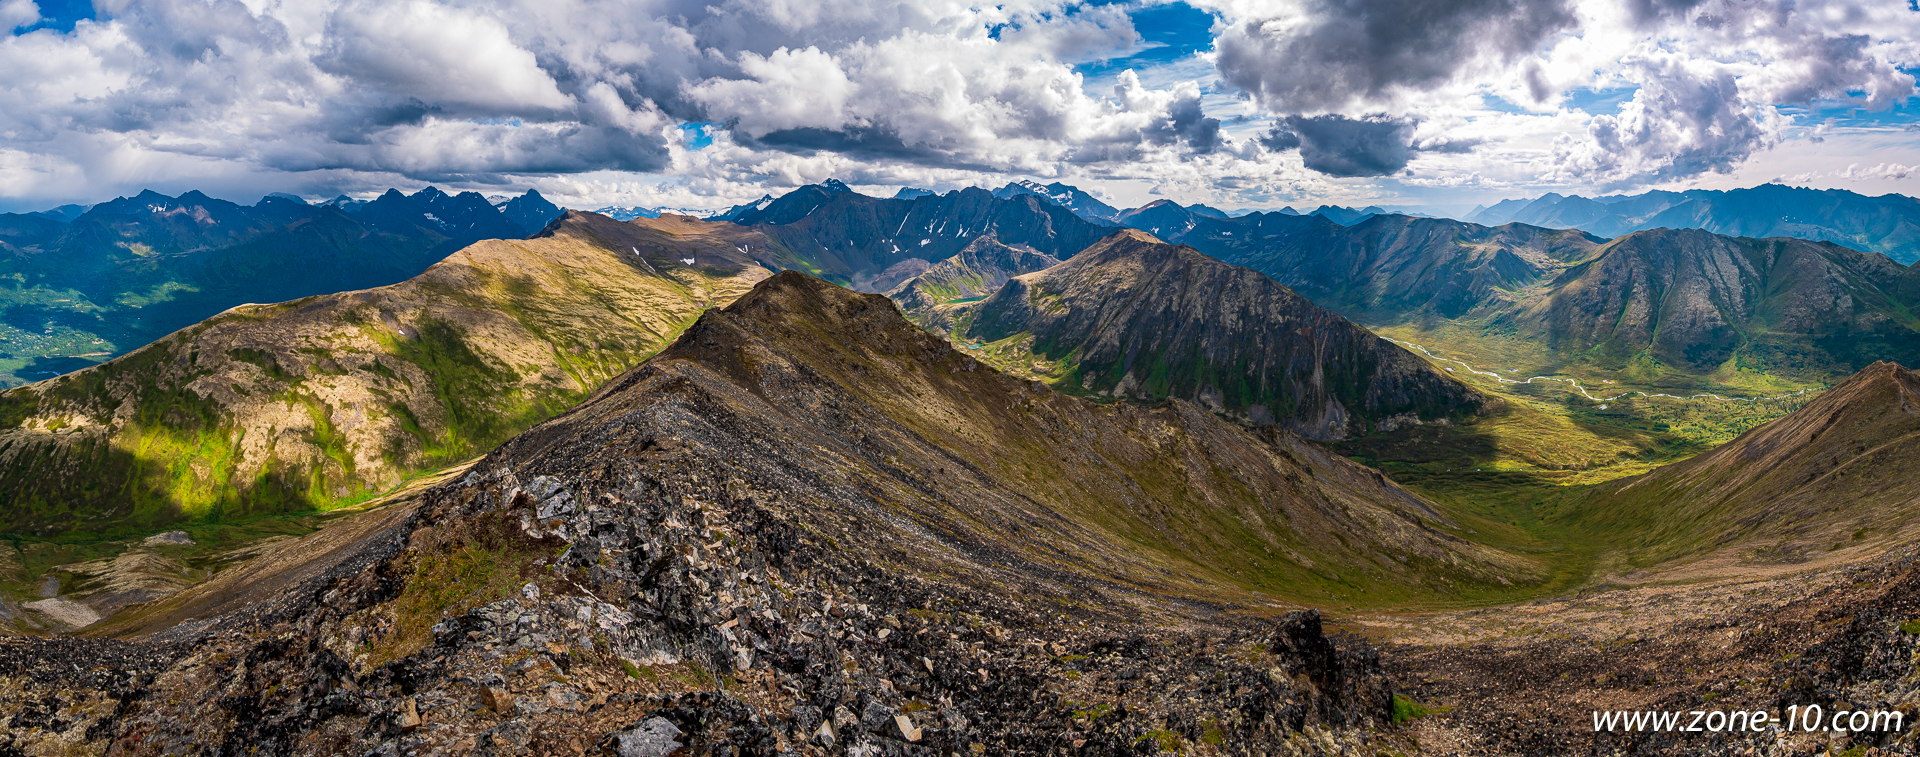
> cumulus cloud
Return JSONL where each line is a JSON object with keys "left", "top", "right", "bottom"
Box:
{"left": 1214, "top": 0, "right": 1577, "bottom": 113}
{"left": 1262, "top": 115, "right": 1415, "bottom": 177}
{"left": 1552, "top": 57, "right": 1786, "bottom": 185}
{"left": 0, "top": 0, "right": 1914, "bottom": 210}
{"left": 319, "top": 1, "right": 574, "bottom": 114}
{"left": 0, "top": 0, "right": 36, "bottom": 30}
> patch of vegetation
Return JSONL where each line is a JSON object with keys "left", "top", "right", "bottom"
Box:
{"left": 1391, "top": 694, "right": 1447, "bottom": 724}
{"left": 372, "top": 509, "right": 559, "bottom": 666}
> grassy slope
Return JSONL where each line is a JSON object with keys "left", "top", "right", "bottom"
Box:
{"left": 0, "top": 213, "right": 777, "bottom": 540}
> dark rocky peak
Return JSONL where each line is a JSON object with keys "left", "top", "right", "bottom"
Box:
{"left": 709, "top": 194, "right": 773, "bottom": 222}
{"left": 1115, "top": 200, "right": 1200, "bottom": 237}
{"left": 966, "top": 229, "right": 1487, "bottom": 438}
{"left": 726, "top": 181, "right": 862, "bottom": 226}
{"left": 252, "top": 194, "right": 321, "bottom": 226}
{"left": 992, "top": 180, "right": 1122, "bottom": 224}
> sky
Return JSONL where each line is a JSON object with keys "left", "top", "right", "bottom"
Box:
{"left": 0, "top": 0, "right": 1917, "bottom": 216}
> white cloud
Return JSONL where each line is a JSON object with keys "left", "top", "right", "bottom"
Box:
{"left": 0, "top": 0, "right": 1914, "bottom": 213}
{"left": 0, "top": 0, "right": 37, "bottom": 30}
{"left": 318, "top": 1, "right": 572, "bottom": 113}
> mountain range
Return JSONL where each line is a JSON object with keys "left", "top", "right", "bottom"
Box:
{"left": 0, "top": 187, "right": 566, "bottom": 387}
{"left": 1465, "top": 183, "right": 1920, "bottom": 263}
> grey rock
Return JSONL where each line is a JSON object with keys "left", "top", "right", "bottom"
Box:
{"left": 613, "top": 716, "right": 683, "bottom": 757}
{"left": 141, "top": 530, "right": 196, "bottom": 547}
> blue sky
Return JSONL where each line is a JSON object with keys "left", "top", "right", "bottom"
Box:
{"left": 0, "top": 0, "right": 1915, "bottom": 215}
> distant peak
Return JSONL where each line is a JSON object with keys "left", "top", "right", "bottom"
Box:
{"left": 821, "top": 179, "right": 852, "bottom": 193}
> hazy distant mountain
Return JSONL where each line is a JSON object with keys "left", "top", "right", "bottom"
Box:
{"left": 893, "top": 187, "right": 934, "bottom": 200}
{"left": 991, "top": 180, "right": 1123, "bottom": 224}
{"left": 1197, "top": 213, "right": 1920, "bottom": 380}
{"left": 1465, "top": 184, "right": 1920, "bottom": 263}
{"left": 961, "top": 230, "right": 1487, "bottom": 439}
{"left": 722, "top": 180, "right": 1110, "bottom": 292}
{"left": 0, "top": 187, "right": 559, "bottom": 387}
{"left": 590, "top": 205, "right": 663, "bottom": 221}
{"left": 26, "top": 204, "right": 89, "bottom": 222}
{"left": 1310, "top": 205, "right": 1391, "bottom": 225}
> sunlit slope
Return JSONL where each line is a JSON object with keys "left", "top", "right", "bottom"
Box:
{"left": 0, "top": 212, "right": 778, "bottom": 537}
{"left": 1556, "top": 360, "right": 1920, "bottom": 568}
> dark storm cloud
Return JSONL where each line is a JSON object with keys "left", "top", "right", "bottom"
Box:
{"left": 1263, "top": 115, "right": 1414, "bottom": 177}
{"left": 1149, "top": 91, "right": 1225, "bottom": 154}
{"left": 1214, "top": 0, "right": 1577, "bottom": 112}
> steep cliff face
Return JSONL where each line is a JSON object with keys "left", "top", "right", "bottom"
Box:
{"left": 1528, "top": 228, "right": 1920, "bottom": 372}
{"left": 0, "top": 212, "right": 780, "bottom": 537}
{"left": 961, "top": 230, "right": 1488, "bottom": 439}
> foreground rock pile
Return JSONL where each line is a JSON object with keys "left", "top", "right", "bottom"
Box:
{"left": 0, "top": 461, "right": 1401, "bottom": 756}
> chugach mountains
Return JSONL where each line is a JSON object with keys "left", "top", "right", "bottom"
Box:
{"left": 8, "top": 179, "right": 1920, "bottom": 756}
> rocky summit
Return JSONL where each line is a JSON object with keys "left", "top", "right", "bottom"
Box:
{"left": 0, "top": 271, "right": 1536, "bottom": 756}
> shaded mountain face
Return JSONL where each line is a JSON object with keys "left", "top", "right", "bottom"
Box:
{"left": 991, "top": 180, "right": 1122, "bottom": 224}
{"left": 0, "top": 212, "right": 780, "bottom": 538}
{"left": 733, "top": 185, "right": 1110, "bottom": 292}
{"left": 496, "top": 189, "right": 566, "bottom": 236}
{"left": 1528, "top": 228, "right": 1920, "bottom": 372}
{"left": 961, "top": 230, "right": 1488, "bottom": 439}
{"left": 1562, "top": 361, "right": 1920, "bottom": 567}
{"left": 0, "top": 188, "right": 558, "bottom": 388}
{"left": 1466, "top": 184, "right": 1920, "bottom": 263}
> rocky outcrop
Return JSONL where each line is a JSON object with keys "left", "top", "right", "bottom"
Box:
{"left": 963, "top": 230, "right": 1489, "bottom": 439}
